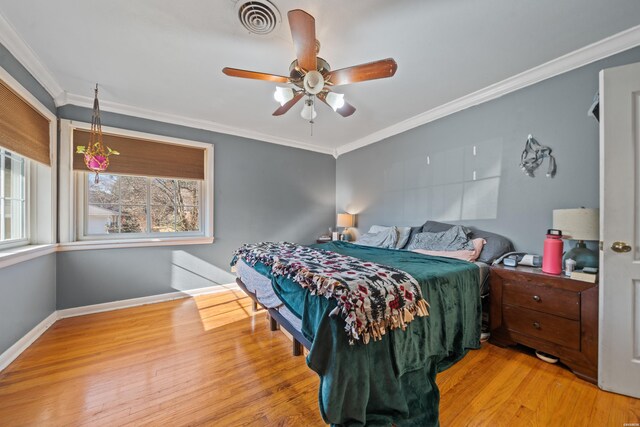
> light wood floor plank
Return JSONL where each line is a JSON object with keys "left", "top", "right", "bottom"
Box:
{"left": 1, "top": 291, "right": 638, "bottom": 426}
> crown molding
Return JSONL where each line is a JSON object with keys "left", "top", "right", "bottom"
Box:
{"left": 336, "top": 24, "right": 640, "bottom": 157}
{"left": 58, "top": 92, "right": 336, "bottom": 156}
{"left": 0, "top": 11, "right": 64, "bottom": 100}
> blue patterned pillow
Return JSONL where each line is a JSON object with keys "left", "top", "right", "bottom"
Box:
{"left": 406, "top": 225, "right": 474, "bottom": 251}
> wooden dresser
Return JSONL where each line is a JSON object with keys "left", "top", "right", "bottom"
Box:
{"left": 489, "top": 264, "right": 598, "bottom": 383}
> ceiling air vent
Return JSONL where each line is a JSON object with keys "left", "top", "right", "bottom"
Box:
{"left": 236, "top": 0, "right": 281, "bottom": 35}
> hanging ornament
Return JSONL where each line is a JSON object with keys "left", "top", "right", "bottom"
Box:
{"left": 75, "top": 84, "right": 119, "bottom": 183}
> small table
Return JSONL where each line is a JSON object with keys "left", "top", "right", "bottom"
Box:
{"left": 489, "top": 264, "right": 598, "bottom": 383}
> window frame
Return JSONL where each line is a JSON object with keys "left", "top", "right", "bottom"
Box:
{"left": 59, "top": 120, "right": 214, "bottom": 250}
{"left": 0, "top": 64, "right": 57, "bottom": 267}
{"left": 76, "top": 173, "right": 205, "bottom": 241}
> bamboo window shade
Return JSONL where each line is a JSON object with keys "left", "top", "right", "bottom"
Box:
{"left": 0, "top": 79, "right": 51, "bottom": 165}
{"left": 72, "top": 129, "right": 205, "bottom": 180}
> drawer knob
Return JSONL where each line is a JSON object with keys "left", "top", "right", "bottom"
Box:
{"left": 532, "top": 295, "right": 541, "bottom": 302}
{"left": 533, "top": 321, "right": 541, "bottom": 329}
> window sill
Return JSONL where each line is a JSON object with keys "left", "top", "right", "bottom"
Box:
{"left": 0, "top": 244, "right": 57, "bottom": 269}
{"left": 57, "top": 236, "right": 215, "bottom": 252}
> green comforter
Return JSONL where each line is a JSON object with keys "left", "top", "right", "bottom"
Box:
{"left": 251, "top": 241, "right": 481, "bottom": 426}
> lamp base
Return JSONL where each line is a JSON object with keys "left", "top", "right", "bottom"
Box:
{"left": 563, "top": 241, "right": 598, "bottom": 269}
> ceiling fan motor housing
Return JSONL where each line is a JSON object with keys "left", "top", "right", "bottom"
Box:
{"left": 303, "top": 70, "right": 324, "bottom": 94}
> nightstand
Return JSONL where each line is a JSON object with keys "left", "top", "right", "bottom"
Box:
{"left": 489, "top": 264, "right": 598, "bottom": 383}
{"left": 316, "top": 239, "right": 332, "bottom": 244}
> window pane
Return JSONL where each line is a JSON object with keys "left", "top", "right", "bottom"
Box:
{"left": 3, "top": 199, "right": 25, "bottom": 240}
{"left": 4, "top": 152, "right": 24, "bottom": 200}
{"left": 120, "top": 176, "right": 148, "bottom": 205}
{"left": 87, "top": 204, "right": 119, "bottom": 235}
{"left": 1, "top": 150, "right": 27, "bottom": 243}
{"left": 121, "top": 205, "right": 146, "bottom": 233}
{"left": 151, "top": 178, "right": 177, "bottom": 206}
{"left": 177, "top": 206, "right": 199, "bottom": 231}
{"left": 88, "top": 174, "right": 119, "bottom": 204}
{"left": 151, "top": 205, "right": 176, "bottom": 233}
{"left": 177, "top": 180, "right": 199, "bottom": 207}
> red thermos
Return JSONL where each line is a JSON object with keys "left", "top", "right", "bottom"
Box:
{"left": 542, "top": 229, "right": 563, "bottom": 275}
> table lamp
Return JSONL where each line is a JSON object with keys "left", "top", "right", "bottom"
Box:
{"left": 336, "top": 213, "right": 355, "bottom": 241}
{"left": 552, "top": 208, "right": 599, "bottom": 269}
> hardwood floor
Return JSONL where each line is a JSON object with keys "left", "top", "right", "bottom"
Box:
{"left": 0, "top": 290, "right": 638, "bottom": 426}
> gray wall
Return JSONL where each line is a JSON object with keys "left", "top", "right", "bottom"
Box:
{"left": 0, "top": 255, "right": 57, "bottom": 354}
{"left": 0, "top": 44, "right": 57, "bottom": 355}
{"left": 337, "top": 46, "right": 640, "bottom": 254}
{"left": 56, "top": 106, "right": 336, "bottom": 309}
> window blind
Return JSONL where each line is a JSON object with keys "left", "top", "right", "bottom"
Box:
{"left": 0, "top": 79, "right": 51, "bottom": 165}
{"left": 72, "top": 129, "right": 206, "bottom": 180}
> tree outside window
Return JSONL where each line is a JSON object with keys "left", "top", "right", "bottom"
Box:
{"left": 86, "top": 174, "right": 200, "bottom": 235}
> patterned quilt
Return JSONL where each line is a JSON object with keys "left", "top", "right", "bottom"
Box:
{"left": 231, "top": 242, "right": 429, "bottom": 344}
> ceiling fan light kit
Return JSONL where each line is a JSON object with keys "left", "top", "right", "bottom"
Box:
{"left": 300, "top": 97, "right": 317, "bottom": 121}
{"left": 326, "top": 92, "right": 345, "bottom": 111}
{"left": 222, "top": 9, "right": 397, "bottom": 128}
{"left": 274, "top": 86, "right": 295, "bottom": 106}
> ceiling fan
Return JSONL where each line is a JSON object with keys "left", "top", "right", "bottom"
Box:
{"left": 222, "top": 9, "right": 397, "bottom": 122}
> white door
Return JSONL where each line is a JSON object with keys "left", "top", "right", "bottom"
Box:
{"left": 599, "top": 61, "right": 640, "bottom": 398}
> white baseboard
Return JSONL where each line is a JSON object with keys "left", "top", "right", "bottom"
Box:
{"left": 57, "top": 283, "right": 240, "bottom": 319}
{"left": 0, "top": 311, "right": 58, "bottom": 372}
{"left": 0, "top": 283, "right": 240, "bottom": 372}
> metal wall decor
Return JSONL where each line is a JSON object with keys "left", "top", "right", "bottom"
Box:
{"left": 520, "top": 134, "right": 556, "bottom": 178}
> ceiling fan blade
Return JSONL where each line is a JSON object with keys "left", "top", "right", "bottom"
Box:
{"left": 317, "top": 92, "right": 356, "bottom": 117}
{"left": 222, "top": 67, "right": 290, "bottom": 83}
{"left": 325, "top": 58, "right": 397, "bottom": 86}
{"left": 288, "top": 10, "right": 317, "bottom": 72}
{"left": 272, "top": 92, "right": 304, "bottom": 116}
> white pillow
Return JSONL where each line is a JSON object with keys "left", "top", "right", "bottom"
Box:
{"left": 368, "top": 225, "right": 411, "bottom": 249}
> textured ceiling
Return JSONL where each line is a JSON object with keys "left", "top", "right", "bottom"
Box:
{"left": 1, "top": 0, "right": 639, "bottom": 153}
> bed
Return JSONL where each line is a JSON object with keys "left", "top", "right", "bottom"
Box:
{"left": 232, "top": 222, "right": 513, "bottom": 426}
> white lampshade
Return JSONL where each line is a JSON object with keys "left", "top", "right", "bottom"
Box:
{"left": 273, "top": 86, "right": 294, "bottom": 106}
{"left": 552, "top": 208, "right": 599, "bottom": 241}
{"left": 337, "top": 213, "right": 354, "bottom": 228}
{"left": 326, "top": 92, "right": 345, "bottom": 111}
{"left": 300, "top": 100, "right": 317, "bottom": 120}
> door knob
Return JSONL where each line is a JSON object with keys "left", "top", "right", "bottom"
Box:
{"left": 611, "top": 241, "right": 632, "bottom": 253}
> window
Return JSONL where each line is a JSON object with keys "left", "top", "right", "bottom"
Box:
{"left": 83, "top": 174, "right": 202, "bottom": 237}
{"left": 0, "top": 149, "right": 27, "bottom": 246}
{"left": 0, "top": 67, "right": 56, "bottom": 262}
{"left": 60, "top": 120, "right": 214, "bottom": 248}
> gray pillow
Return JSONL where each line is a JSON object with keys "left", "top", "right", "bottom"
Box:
{"left": 406, "top": 225, "right": 475, "bottom": 251}
{"left": 418, "top": 220, "right": 514, "bottom": 263}
{"left": 355, "top": 226, "right": 398, "bottom": 249}
{"left": 469, "top": 229, "right": 515, "bottom": 264}
{"left": 403, "top": 226, "right": 423, "bottom": 249}
{"left": 368, "top": 225, "right": 412, "bottom": 249}
{"left": 421, "top": 220, "right": 458, "bottom": 233}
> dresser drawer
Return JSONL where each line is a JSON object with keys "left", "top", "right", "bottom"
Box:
{"left": 503, "top": 305, "right": 580, "bottom": 350}
{"left": 503, "top": 280, "right": 580, "bottom": 320}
